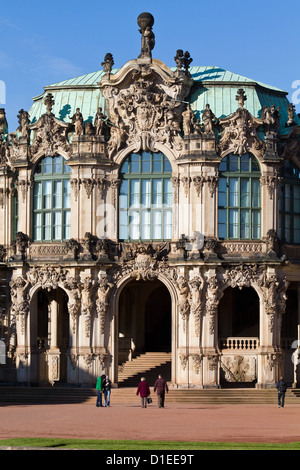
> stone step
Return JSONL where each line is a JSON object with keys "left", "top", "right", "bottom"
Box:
{"left": 118, "top": 352, "right": 171, "bottom": 386}
{"left": 1, "top": 387, "right": 300, "bottom": 405}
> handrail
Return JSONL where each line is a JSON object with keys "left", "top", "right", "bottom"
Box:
{"left": 219, "top": 337, "right": 259, "bottom": 350}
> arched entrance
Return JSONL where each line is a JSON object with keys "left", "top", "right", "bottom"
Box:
{"left": 218, "top": 286, "right": 259, "bottom": 387}
{"left": 31, "top": 287, "right": 69, "bottom": 386}
{"left": 118, "top": 279, "right": 172, "bottom": 385}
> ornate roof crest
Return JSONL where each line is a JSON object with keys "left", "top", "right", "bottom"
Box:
{"left": 29, "top": 93, "right": 72, "bottom": 160}
{"left": 218, "top": 89, "right": 265, "bottom": 159}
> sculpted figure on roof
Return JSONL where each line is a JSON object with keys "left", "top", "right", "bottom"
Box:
{"left": 70, "top": 108, "right": 84, "bottom": 136}
{"left": 137, "top": 12, "right": 155, "bottom": 59}
{"left": 94, "top": 107, "right": 107, "bottom": 136}
{"left": 202, "top": 104, "right": 217, "bottom": 135}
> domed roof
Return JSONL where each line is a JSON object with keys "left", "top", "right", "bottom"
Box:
{"left": 29, "top": 64, "right": 300, "bottom": 135}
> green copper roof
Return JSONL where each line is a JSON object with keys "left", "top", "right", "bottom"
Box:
{"left": 29, "top": 65, "right": 299, "bottom": 133}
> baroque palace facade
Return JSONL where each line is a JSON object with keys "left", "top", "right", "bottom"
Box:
{"left": 0, "top": 13, "right": 300, "bottom": 388}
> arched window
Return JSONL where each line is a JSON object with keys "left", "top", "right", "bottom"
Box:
{"left": 218, "top": 153, "right": 261, "bottom": 240}
{"left": 119, "top": 151, "right": 172, "bottom": 241}
{"left": 279, "top": 160, "right": 300, "bottom": 244}
{"left": 33, "top": 155, "right": 71, "bottom": 242}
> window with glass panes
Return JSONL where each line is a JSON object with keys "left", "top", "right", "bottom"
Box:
{"left": 279, "top": 160, "right": 300, "bottom": 244}
{"left": 33, "top": 155, "right": 71, "bottom": 241}
{"left": 119, "top": 152, "right": 172, "bottom": 241}
{"left": 218, "top": 153, "right": 261, "bottom": 240}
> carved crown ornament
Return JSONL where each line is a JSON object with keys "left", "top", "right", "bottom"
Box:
{"left": 218, "top": 89, "right": 265, "bottom": 160}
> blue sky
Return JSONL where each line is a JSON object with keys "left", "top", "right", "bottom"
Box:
{"left": 1, "top": 0, "right": 300, "bottom": 131}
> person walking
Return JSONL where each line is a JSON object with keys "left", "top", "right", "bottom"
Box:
{"left": 96, "top": 376, "right": 103, "bottom": 407}
{"left": 153, "top": 374, "right": 169, "bottom": 408}
{"left": 276, "top": 377, "right": 287, "bottom": 408}
{"left": 136, "top": 377, "right": 151, "bottom": 408}
{"left": 103, "top": 376, "right": 112, "bottom": 407}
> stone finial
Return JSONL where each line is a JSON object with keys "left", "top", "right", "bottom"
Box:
{"left": 101, "top": 53, "right": 114, "bottom": 74}
{"left": 44, "top": 93, "right": 55, "bottom": 114}
{"left": 236, "top": 88, "right": 247, "bottom": 108}
{"left": 137, "top": 12, "right": 155, "bottom": 59}
{"left": 174, "top": 50, "right": 193, "bottom": 73}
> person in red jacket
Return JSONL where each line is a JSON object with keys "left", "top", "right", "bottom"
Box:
{"left": 154, "top": 374, "right": 169, "bottom": 408}
{"left": 136, "top": 377, "right": 151, "bottom": 408}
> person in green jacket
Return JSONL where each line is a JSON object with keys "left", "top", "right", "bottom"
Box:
{"left": 96, "top": 376, "right": 103, "bottom": 407}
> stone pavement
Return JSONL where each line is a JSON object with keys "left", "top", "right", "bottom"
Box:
{"left": 1, "top": 400, "right": 300, "bottom": 444}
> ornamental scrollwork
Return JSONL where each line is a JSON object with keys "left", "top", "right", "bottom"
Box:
{"left": 218, "top": 89, "right": 265, "bottom": 159}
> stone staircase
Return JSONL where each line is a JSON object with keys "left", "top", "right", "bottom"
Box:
{"left": 1, "top": 386, "right": 300, "bottom": 405}
{"left": 118, "top": 351, "right": 171, "bottom": 387}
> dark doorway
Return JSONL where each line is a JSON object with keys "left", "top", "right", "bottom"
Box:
{"left": 119, "top": 279, "right": 171, "bottom": 355}
{"left": 145, "top": 283, "right": 171, "bottom": 351}
{"left": 218, "top": 286, "right": 259, "bottom": 338}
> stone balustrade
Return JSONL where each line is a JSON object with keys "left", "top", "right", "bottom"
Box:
{"left": 219, "top": 337, "right": 259, "bottom": 350}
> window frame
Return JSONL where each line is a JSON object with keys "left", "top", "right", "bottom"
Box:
{"left": 32, "top": 155, "right": 71, "bottom": 242}
{"left": 119, "top": 151, "right": 173, "bottom": 242}
{"left": 218, "top": 153, "right": 261, "bottom": 240}
{"left": 279, "top": 160, "right": 300, "bottom": 244}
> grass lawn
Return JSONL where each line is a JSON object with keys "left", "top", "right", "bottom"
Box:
{"left": 0, "top": 438, "right": 300, "bottom": 450}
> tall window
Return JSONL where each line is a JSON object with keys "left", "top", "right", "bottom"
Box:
{"left": 218, "top": 153, "right": 261, "bottom": 240}
{"left": 119, "top": 151, "right": 172, "bottom": 241}
{"left": 279, "top": 160, "right": 300, "bottom": 244}
{"left": 33, "top": 155, "right": 71, "bottom": 241}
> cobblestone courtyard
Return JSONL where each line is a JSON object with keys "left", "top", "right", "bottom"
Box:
{"left": 1, "top": 402, "right": 300, "bottom": 444}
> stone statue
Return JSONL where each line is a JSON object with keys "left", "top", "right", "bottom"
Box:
{"left": 202, "top": 104, "right": 217, "bottom": 134}
{"left": 17, "top": 109, "right": 30, "bottom": 139}
{"left": 137, "top": 12, "right": 155, "bottom": 59}
{"left": 182, "top": 104, "right": 194, "bottom": 136}
{"left": 70, "top": 108, "right": 84, "bottom": 136}
{"left": 261, "top": 105, "right": 281, "bottom": 133}
{"left": 94, "top": 107, "right": 106, "bottom": 136}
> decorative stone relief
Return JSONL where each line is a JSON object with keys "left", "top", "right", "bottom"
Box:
{"left": 9, "top": 276, "right": 30, "bottom": 334}
{"left": 260, "top": 174, "right": 282, "bottom": 199}
{"left": 99, "top": 54, "right": 193, "bottom": 159}
{"left": 27, "top": 265, "right": 68, "bottom": 292}
{"left": 221, "top": 355, "right": 256, "bottom": 382}
{"left": 176, "top": 276, "right": 190, "bottom": 332}
{"left": 205, "top": 275, "right": 223, "bottom": 334}
{"left": 179, "top": 353, "right": 188, "bottom": 370}
{"left": 188, "top": 274, "right": 205, "bottom": 336}
{"left": 70, "top": 178, "right": 81, "bottom": 201}
{"left": 16, "top": 179, "right": 32, "bottom": 202}
{"left": 181, "top": 176, "right": 190, "bottom": 197}
{"left": 63, "top": 275, "right": 81, "bottom": 334}
{"left": 206, "top": 175, "right": 219, "bottom": 197}
{"left": 192, "top": 354, "right": 202, "bottom": 374}
{"left": 96, "top": 277, "right": 113, "bottom": 334}
{"left": 80, "top": 276, "right": 95, "bottom": 338}
{"left": 82, "top": 178, "right": 94, "bottom": 199}
{"left": 192, "top": 176, "right": 205, "bottom": 197}
{"left": 218, "top": 89, "right": 264, "bottom": 159}
{"left": 29, "top": 93, "right": 72, "bottom": 159}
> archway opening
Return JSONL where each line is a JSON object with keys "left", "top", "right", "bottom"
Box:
{"left": 218, "top": 286, "right": 259, "bottom": 387}
{"left": 118, "top": 279, "right": 171, "bottom": 386}
{"left": 218, "top": 286, "right": 259, "bottom": 338}
{"left": 33, "top": 287, "right": 69, "bottom": 386}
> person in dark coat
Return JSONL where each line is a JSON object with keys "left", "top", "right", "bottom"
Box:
{"left": 153, "top": 374, "right": 169, "bottom": 408}
{"left": 276, "top": 377, "right": 287, "bottom": 408}
{"left": 103, "top": 376, "right": 112, "bottom": 407}
{"left": 136, "top": 377, "right": 151, "bottom": 408}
